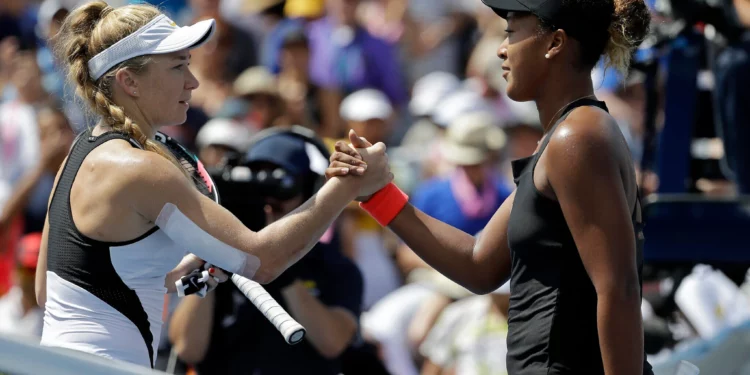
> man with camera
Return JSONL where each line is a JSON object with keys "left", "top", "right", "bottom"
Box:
{"left": 168, "top": 130, "right": 365, "bottom": 374}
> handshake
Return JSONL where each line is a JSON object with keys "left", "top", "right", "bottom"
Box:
{"left": 324, "top": 129, "right": 394, "bottom": 201}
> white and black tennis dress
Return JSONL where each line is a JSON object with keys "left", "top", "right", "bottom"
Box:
{"left": 41, "top": 130, "right": 185, "bottom": 367}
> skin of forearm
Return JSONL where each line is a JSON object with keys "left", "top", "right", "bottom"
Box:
{"left": 281, "top": 282, "right": 358, "bottom": 359}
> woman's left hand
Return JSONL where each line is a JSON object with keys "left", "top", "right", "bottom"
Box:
{"left": 204, "top": 264, "right": 229, "bottom": 293}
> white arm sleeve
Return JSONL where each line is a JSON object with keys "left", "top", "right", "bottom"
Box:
{"left": 156, "top": 203, "right": 260, "bottom": 278}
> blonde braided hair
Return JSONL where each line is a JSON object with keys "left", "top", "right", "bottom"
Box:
{"left": 54, "top": 1, "right": 184, "bottom": 170}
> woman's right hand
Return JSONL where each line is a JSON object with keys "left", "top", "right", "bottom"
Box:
{"left": 327, "top": 130, "right": 393, "bottom": 200}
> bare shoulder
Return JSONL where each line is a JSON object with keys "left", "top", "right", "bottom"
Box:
{"left": 545, "top": 107, "right": 625, "bottom": 171}
{"left": 82, "top": 140, "right": 186, "bottom": 194}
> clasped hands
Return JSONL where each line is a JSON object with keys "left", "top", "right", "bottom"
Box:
{"left": 325, "top": 129, "right": 393, "bottom": 201}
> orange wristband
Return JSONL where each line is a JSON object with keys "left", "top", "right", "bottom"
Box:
{"left": 359, "top": 183, "right": 409, "bottom": 226}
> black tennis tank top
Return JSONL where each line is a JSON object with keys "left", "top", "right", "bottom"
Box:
{"left": 505, "top": 98, "right": 653, "bottom": 374}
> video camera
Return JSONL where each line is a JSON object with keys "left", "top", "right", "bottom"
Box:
{"left": 205, "top": 126, "right": 331, "bottom": 232}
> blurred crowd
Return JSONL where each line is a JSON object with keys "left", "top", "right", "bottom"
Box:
{"left": 2, "top": 0, "right": 750, "bottom": 374}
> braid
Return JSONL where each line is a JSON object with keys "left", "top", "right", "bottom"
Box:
{"left": 54, "top": 1, "right": 187, "bottom": 174}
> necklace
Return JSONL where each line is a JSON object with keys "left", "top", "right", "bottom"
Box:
{"left": 537, "top": 94, "right": 596, "bottom": 145}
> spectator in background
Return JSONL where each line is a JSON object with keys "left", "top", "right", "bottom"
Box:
{"left": 420, "top": 282, "right": 511, "bottom": 375}
{"left": 338, "top": 89, "right": 401, "bottom": 311}
{"left": 181, "top": 0, "right": 258, "bottom": 116}
{"left": 0, "top": 53, "right": 50, "bottom": 294}
{"left": 0, "top": 232, "right": 44, "bottom": 339}
{"left": 401, "top": 0, "right": 476, "bottom": 83}
{"left": 233, "top": 66, "right": 286, "bottom": 130}
{"left": 276, "top": 27, "right": 329, "bottom": 130}
{"left": 361, "top": 111, "right": 511, "bottom": 375}
{"left": 0, "top": 0, "right": 36, "bottom": 52}
{"left": 410, "top": 111, "right": 511, "bottom": 238}
{"left": 398, "top": 110, "right": 510, "bottom": 342}
{"left": 33, "top": 0, "right": 89, "bottom": 132}
{"left": 170, "top": 132, "right": 364, "bottom": 375}
{"left": 356, "top": 0, "right": 407, "bottom": 44}
{"left": 243, "top": 0, "right": 304, "bottom": 75}
{"left": 184, "top": 0, "right": 260, "bottom": 78}
{"left": 194, "top": 117, "right": 253, "bottom": 167}
{"left": 423, "top": 88, "right": 495, "bottom": 179}
{"left": 399, "top": 71, "right": 461, "bottom": 156}
{"left": 713, "top": 0, "right": 750, "bottom": 194}
{"left": 306, "top": 0, "right": 408, "bottom": 136}
{"left": 339, "top": 89, "right": 393, "bottom": 146}
{"left": 8, "top": 106, "right": 73, "bottom": 236}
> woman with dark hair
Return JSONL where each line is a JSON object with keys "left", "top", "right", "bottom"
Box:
{"left": 328, "top": 0, "right": 655, "bottom": 374}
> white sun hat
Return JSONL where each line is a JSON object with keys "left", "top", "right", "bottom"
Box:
{"left": 87, "top": 14, "right": 216, "bottom": 80}
{"left": 195, "top": 118, "right": 253, "bottom": 153}
{"left": 442, "top": 111, "right": 506, "bottom": 166}
{"left": 340, "top": 89, "right": 393, "bottom": 122}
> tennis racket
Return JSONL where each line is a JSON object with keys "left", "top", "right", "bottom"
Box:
{"left": 155, "top": 132, "right": 306, "bottom": 345}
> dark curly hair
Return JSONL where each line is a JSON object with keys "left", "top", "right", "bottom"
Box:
{"left": 539, "top": 0, "right": 651, "bottom": 74}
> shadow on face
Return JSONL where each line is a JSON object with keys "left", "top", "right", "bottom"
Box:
{"left": 497, "top": 12, "right": 550, "bottom": 102}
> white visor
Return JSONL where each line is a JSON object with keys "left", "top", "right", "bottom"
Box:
{"left": 87, "top": 14, "right": 216, "bottom": 80}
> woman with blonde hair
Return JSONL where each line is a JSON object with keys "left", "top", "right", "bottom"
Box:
{"left": 36, "top": 1, "right": 390, "bottom": 367}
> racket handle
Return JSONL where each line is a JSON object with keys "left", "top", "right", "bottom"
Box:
{"left": 230, "top": 274, "right": 306, "bottom": 345}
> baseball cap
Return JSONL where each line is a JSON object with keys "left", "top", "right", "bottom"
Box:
{"left": 409, "top": 71, "right": 461, "bottom": 118}
{"left": 442, "top": 111, "right": 507, "bottom": 166}
{"left": 481, "top": 0, "right": 605, "bottom": 42}
{"left": 244, "top": 133, "right": 328, "bottom": 177}
{"left": 340, "top": 89, "right": 393, "bottom": 122}
{"left": 87, "top": 14, "right": 215, "bottom": 80}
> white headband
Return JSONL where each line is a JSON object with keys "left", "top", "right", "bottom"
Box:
{"left": 87, "top": 14, "right": 216, "bottom": 80}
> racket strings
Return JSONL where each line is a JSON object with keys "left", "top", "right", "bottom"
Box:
{"left": 162, "top": 138, "right": 214, "bottom": 197}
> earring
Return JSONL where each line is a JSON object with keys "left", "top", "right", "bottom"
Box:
{"left": 133, "top": 91, "right": 137, "bottom": 95}
{"left": 545, "top": 53, "right": 550, "bottom": 59}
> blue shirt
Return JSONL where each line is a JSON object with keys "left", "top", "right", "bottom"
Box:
{"left": 307, "top": 17, "right": 408, "bottom": 106}
{"left": 412, "top": 176, "right": 513, "bottom": 236}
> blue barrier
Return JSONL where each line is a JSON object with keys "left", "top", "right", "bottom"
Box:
{"left": 643, "top": 194, "right": 750, "bottom": 263}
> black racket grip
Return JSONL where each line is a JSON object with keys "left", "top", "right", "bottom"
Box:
{"left": 176, "top": 269, "right": 210, "bottom": 297}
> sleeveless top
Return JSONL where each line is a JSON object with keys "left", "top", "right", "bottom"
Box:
{"left": 40, "top": 129, "right": 185, "bottom": 368}
{"left": 505, "top": 98, "right": 653, "bottom": 374}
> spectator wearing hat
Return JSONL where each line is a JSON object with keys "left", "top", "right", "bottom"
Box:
{"left": 340, "top": 88, "right": 394, "bottom": 146}
{"left": 337, "top": 89, "right": 402, "bottom": 311}
{"left": 404, "top": 111, "right": 512, "bottom": 262}
{"left": 194, "top": 117, "right": 254, "bottom": 167}
{"left": 170, "top": 132, "right": 365, "bottom": 375}
{"left": 0, "top": 232, "right": 44, "bottom": 340}
{"left": 370, "top": 112, "right": 512, "bottom": 373}
{"left": 400, "top": 71, "right": 461, "bottom": 150}
{"left": 421, "top": 88, "right": 496, "bottom": 179}
{"left": 276, "top": 27, "right": 331, "bottom": 131}
{"left": 233, "top": 66, "right": 286, "bottom": 130}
